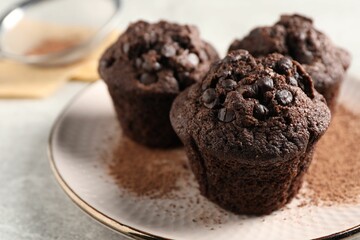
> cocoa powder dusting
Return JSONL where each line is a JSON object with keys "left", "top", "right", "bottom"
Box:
{"left": 305, "top": 105, "right": 360, "bottom": 205}
{"left": 109, "top": 105, "right": 360, "bottom": 207}
{"left": 26, "top": 38, "right": 80, "bottom": 55}
{"left": 109, "top": 137, "right": 190, "bottom": 198}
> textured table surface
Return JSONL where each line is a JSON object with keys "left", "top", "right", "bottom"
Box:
{"left": 0, "top": 0, "right": 359, "bottom": 239}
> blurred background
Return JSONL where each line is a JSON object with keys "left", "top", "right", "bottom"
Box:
{"left": 0, "top": 0, "right": 359, "bottom": 239}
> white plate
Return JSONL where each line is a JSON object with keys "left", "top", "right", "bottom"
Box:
{"left": 49, "top": 78, "right": 360, "bottom": 240}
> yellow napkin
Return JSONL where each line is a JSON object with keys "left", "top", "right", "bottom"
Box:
{"left": 0, "top": 61, "right": 74, "bottom": 98}
{"left": 0, "top": 31, "right": 119, "bottom": 98}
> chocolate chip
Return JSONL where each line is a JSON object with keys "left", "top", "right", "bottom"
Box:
{"left": 299, "top": 31, "right": 307, "bottom": 41}
{"left": 226, "top": 54, "right": 241, "bottom": 63}
{"left": 202, "top": 88, "right": 216, "bottom": 103}
{"left": 226, "top": 50, "right": 249, "bottom": 63}
{"left": 218, "top": 108, "right": 235, "bottom": 122}
{"left": 204, "top": 100, "right": 218, "bottom": 109}
{"left": 187, "top": 53, "right": 199, "bottom": 66}
{"left": 135, "top": 58, "right": 142, "bottom": 68}
{"left": 182, "top": 71, "right": 190, "bottom": 77}
{"left": 294, "top": 71, "right": 300, "bottom": 80}
{"left": 199, "top": 50, "right": 208, "bottom": 61}
{"left": 221, "top": 79, "right": 237, "bottom": 91}
{"left": 257, "top": 77, "right": 274, "bottom": 92}
{"left": 299, "top": 49, "right": 314, "bottom": 64}
{"left": 100, "top": 57, "right": 115, "bottom": 68}
{"left": 161, "top": 44, "right": 176, "bottom": 57}
{"left": 143, "top": 33, "right": 151, "bottom": 43}
{"left": 153, "top": 62, "right": 161, "bottom": 71}
{"left": 276, "top": 90, "right": 293, "bottom": 105}
{"left": 288, "top": 77, "right": 298, "bottom": 86}
{"left": 139, "top": 73, "right": 157, "bottom": 85}
{"left": 202, "top": 88, "right": 217, "bottom": 108}
{"left": 238, "top": 84, "right": 258, "bottom": 98}
{"left": 276, "top": 57, "right": 293, "bottom": 74}
{"left": 141, "top": 60, "right": 161, "bottom": 71}
{"left": 141, "top": 61, "right": 152, "bottom": 71}
{"left": 253, "top": 104, "right": 269, "bottom": 119}
{"left": 220, "top": 71, "right": 232, "bottom": 80}
{"left": 294, "top": 72, "right": 305, "bottom": 90}
{"left": 298, "top": 81, "right": 305, "bottom": 91}
{"left": 201, "top": 81, "right": 209, "bottom": 91}
{"left": 122, "top": 43, "right": 130, "bottom": 54}
{"left": 177, "top": 52, "right": 199, "bottom": 69}
{"left": 165, "top": 76, "right": 178, "bottom": 89}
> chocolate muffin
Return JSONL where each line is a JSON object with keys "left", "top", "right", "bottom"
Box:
{"left": 99, "top": 20, "right": 219, "bottom": 148}
{"left": 228, "top": 14, "right": 351, "bottom": 111}
{"left": 170, "top": 50, "right": 330, "bottom": 215}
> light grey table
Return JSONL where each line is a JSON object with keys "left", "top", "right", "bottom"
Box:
{"left": 1, "top": 0, "right": 360, "bottom": 239}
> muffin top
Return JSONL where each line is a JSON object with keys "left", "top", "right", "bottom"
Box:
{"left": 171, "top": 50, "right": 331, "bottom": 162}
{"left": 228, "top": 14, "right": 350, "bottom": 91}
{"left": 99, "top": 20, "right": 219, "bottom": 94}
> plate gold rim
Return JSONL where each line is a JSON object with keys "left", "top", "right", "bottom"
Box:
{"left": 47, "top": 81, "right": 169, "bottom": 240}
{"left": 48, "top": 80, "right": 360, "bottom": 240}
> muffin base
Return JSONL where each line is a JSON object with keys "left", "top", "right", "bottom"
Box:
{"left": 185, "top": 137, "right": 314, "bottom": 215}
{"left": 108, "top": 86, "right": 181, "bottom": 148}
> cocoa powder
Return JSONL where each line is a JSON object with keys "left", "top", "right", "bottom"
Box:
{"left": 109, "top": 137, "right": 190, "bottom": 198}
{"left": 109, "top": 105, "right": 360, "bottom": 206}
{"left": 26, "top": 38, "right": 80, "bottom": 55}
{"left": 304, "top": 105, "right": 360, "bottom": 205}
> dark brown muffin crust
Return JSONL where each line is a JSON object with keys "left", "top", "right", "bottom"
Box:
{"left": 170, "top": 50, "right": 330, "bottom": 214}
{"left": 228, "top": 14, "right": 351, "bottom": 111}
{"left": 99, "top": 20, "right": 219, "bottom": 147}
